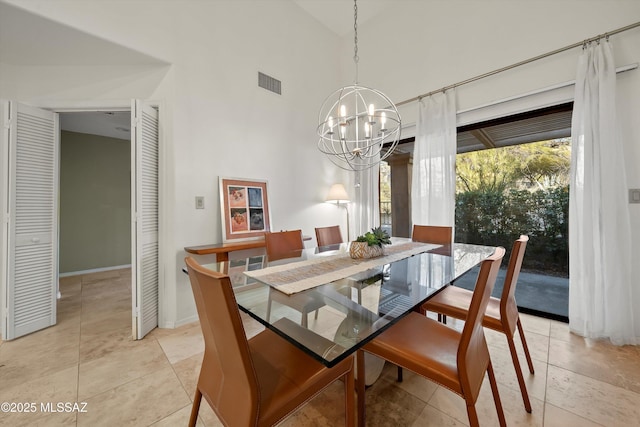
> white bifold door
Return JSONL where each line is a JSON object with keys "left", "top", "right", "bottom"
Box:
{"left": 1, "top": 100, "right": 159, "bottom": 341}
{"left": 1, "top": 102, "right": 59, "bottom": 340}
{"left": 131, "top": 100, "right": 159, "bottom": 340}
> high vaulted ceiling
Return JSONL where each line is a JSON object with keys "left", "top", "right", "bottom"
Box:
{"left": 0, "top": 1, "right": 167, "bottom": 66}
{"left": 2, "top": 0, "right": 572, "bottom": 147}
{"left": 293, "top": 0, "right": 395, "bottom": 37}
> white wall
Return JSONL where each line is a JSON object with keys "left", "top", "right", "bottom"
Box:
{"left": 0, "top": 0, "right": 349, "bottom": 327}
{"left": 2, "top": 0, "right": 639, "bottom": 328}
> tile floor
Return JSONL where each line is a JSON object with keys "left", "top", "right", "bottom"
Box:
{"left": 1, "top": 268, "right": 639, "bottom": 426}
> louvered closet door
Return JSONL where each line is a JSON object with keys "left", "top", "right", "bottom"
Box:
{"left": 131, "top": 100, "right": 159, "bottom": 339}
{"left": 6, "top": 102, "right": 58, "bottom": 339}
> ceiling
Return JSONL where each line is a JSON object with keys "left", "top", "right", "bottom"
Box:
{"left": 293, "top": 0, "right": 395, "bottom": 37}
{"left": 5, "top": 0, "right": 571, "bottom": 146}
{"left": 59, "top": 111, "right": 131, "bottom": 140}
{"left": 0, "top": 1, "right": 168, "bottom": 66}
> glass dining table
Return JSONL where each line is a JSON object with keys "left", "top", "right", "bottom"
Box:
{"left": 192, "top": 238, "right": 496, "bottom": 370}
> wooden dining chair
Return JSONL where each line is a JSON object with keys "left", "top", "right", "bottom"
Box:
{"left": 411, "top": 224, "right": 453, "bottom": 245}
{"left": 395, "top": 223, "right": 454, "bottom": 381}
{"left": 185, "top": 257, "right": 355, "bottom": 427}
{"left": 265, "top": 229, "right": 305, "bottom": 261}
{"left": 421, "top": 235, "right": 534, "bottom": 412}
{"left": 357, "top": 247, "right": 507, "bottom": 427}
{"left": 264, "top": 230, "right": 324, "bottom": 327}
{"left": 315, "top": 225, "right": 344, "bottom": 247}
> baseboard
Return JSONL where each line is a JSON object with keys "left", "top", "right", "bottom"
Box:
{"left": 59, "top": 264, "right": 132, "bottom": 277}
{"left": 162, "top": 314, "right": 199, "bottom": 329}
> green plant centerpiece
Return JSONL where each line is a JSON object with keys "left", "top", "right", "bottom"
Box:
{"left": 349, "top": 227, "right": 391, "bottom": 259}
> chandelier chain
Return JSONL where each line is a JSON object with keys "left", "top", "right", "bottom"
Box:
{"left": 316, "top": 0, "right": 401, "bottom": 171}
{"left": 353, "top": 0, "right": 359, "bottom": 82}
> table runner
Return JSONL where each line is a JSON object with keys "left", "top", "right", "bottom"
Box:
{"left": 244, "top": 241, "right": 438, "bottom": 295}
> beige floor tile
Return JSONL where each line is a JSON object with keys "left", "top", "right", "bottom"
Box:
{"left": 58, "top": 274, "right": 82, "bottom": 295}
{"left": 546, "top": 364, "right": 640, "bottom": 426}
{"left": 0, "top": 326, "right": 80, "bottom": 390}
{"left": 150, "top": 321, "right": 199, "bottom": 339}
{"left": 359, "top": 372, "right": 428, "bottom": 426}
{"left": 548, "top": 335, "right": 640, "bottom": 394}
{"left": 78, "top": 337, "right": 170, "bottom": 400}
{"left": 151, "top": 404, "right": 206, "bottom": 426}
{"left": 543, "top": 403, "right": 604, "bottom": 427}
{"left": 4, "top": 267, "right": 640, "bottom": 427}
{"left": 489, "top": 343, "right": 547, "bottom": 403}
{"left": 77, "top": 366, "right": 190, "bottom": 427}
{"left": 549, "top": 319, "right": 571, "bottom": 342}
{"left": 80, "top": 308, "right": 131, "bottom": 335}
{"left": 81, "top": 269, "right": 121, "bottom": 284}
{"left": 280, "top": 380, "right": 353, "bottom": 427}
{"left": 428, "top": 375, "right": 544, "bottom": 426}
{"left": 519, "top": 313, "right": 551, "bottom": 337}
{"left": 79, "top": 325, "right": 137, "bottom": 363}
{"left": 0, "top": 366, "right": 78, "bottom": 427}
{"left": 194, "top": 402, "right": 224, "bottom": 427}
{"left": 411, "top": 404, "right": 468, "bottom": 427}
{"left": 171, "top": 351, "right": 204, "bottom": 400}
{"left": 155, "top": 322, "right": 204, "bottom": 364}
{"left": 485, "top": 328, "right": 549, "bottom": 366}
{"left": 378, "top": 362, "right": 438, "bottom": 403}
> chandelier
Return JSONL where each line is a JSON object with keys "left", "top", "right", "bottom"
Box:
{"left": 317, "top": 0, "right": 401, "bottom": 171}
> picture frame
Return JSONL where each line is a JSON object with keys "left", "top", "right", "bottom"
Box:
{"left": 219, "top": 176, "right": 272, "bottom": 242}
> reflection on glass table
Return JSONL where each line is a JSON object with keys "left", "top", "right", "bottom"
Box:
{"left": 197, "top": 241, "right": 496, "bottom": 370}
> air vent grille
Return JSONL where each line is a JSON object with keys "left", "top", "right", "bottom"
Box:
{"left": 258, "top": 72, "right": 281, "bottom": 95}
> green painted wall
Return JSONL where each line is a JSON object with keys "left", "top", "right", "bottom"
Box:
{"left": 59, "top": 131, "right": 130, "bottom": 273}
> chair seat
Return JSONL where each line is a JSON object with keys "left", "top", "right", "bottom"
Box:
{"left": 250, "top": 328, "right": 353, "bottom": 426}
{"left": 423, "top": 286, "right": 503, "bottom": 331}
{"left": 363, "top": 312, "right": 464, "bottom": 395}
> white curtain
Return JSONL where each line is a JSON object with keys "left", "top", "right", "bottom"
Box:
{"left": 569, "top": 40, "right": 637, "bottom": 345}
{"left": 353, "top": 159, "right": 380, "bottom": 239}
{"left": 411, "top": 90, "right": 457, "bottom": 230}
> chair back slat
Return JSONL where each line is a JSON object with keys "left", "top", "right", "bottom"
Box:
{"left": 457, "top": 247, "right": 505, "bottom": 401}
{"left": 412, "top": 225, "right": 452, "bottom": 245}
{"left": 265, "top": 229, "right": 304, "bottom": 261}
{"left": 315, "top": 225, "right": 343, "bottom": 247}
{"left": 500, "top": 235, "right": 529, "bottom": 333}
{"left": 185, "top": 257, "right": 259, "bottom": 425}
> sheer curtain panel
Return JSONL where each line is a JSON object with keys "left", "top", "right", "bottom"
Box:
{"left": 569, "top": 40, "right": 637, "bottom": 345}
{"left": 353, "top": 159, "right": 380, "bottom": 239}
{"left": 411, "top": 90, "right": 457, "bottom": 230}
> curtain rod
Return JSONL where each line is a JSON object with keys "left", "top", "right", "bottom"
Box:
{"left": 395, "top": 21, "right": 640, "bottom": 108}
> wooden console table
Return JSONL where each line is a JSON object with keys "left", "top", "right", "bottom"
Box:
{"left": 185, "top": 236, "right": 311, "bottom": 262}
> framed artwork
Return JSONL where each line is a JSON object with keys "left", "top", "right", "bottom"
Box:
{"left": 219, "top": 177, "right": 271, "bottom": 242}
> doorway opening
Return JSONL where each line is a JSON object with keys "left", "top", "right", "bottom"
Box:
{"left": 57, "top": 111, "right": 132, "bottom": 342}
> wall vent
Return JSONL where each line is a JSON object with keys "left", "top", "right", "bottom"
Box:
{"left": 258, "top": 72, "right": 281, "bottom": 95}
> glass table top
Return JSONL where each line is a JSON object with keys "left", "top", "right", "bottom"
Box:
{"left": 197, "top": 240, "right": 496, "bottom": 367}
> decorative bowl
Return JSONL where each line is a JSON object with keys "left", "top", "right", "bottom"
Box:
{"left": 349, "top": 241, "right": 385, "bottom": 259}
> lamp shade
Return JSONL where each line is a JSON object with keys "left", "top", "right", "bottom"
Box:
{"left": 326, "top": 184, "right": 350, "bottom": 204}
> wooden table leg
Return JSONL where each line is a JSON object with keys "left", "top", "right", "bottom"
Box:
{"left": 215, "top": 252, "right": 229, "bottom": 262}
{"left": 356, "top": 350, "right": 366, "bottom": 427}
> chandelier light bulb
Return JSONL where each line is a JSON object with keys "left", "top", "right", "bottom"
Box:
{"left": 316, "top": 0, "right": 401, "bottom": 171}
